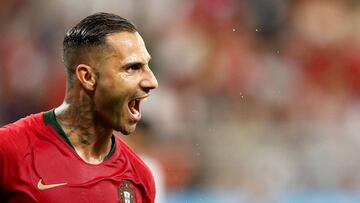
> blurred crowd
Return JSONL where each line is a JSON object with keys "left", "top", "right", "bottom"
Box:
{"left": 1, "top": 0, "right": 360, "bottom": 202}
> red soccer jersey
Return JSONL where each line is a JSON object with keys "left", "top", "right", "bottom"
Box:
{"left": 0, "top": 110, "right": 155, "bottom": 203}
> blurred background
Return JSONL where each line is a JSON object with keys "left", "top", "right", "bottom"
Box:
{"left": 1, "top": 0, "right": 360, "bottom": 202}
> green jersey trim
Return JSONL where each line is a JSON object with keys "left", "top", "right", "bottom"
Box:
{"left": 43, "top": 109, "right": 116, "bottom": 160}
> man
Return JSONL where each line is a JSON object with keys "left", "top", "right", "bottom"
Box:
{"left": 0, "top": 12, "right": 158, "bottom": 203}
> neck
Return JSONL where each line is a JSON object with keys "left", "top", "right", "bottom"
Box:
{"left": 55, "top": 90, "right": 113, "bottom": 164}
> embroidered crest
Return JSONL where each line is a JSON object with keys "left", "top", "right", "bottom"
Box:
{"left": 118, "top": 180, "right": 135, "bottom": 203}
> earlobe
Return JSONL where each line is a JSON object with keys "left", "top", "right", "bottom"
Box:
{"left": 76, "top": 64, "right": 96, "bottom": 91}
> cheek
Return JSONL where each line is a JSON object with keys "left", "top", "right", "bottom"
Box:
{"left": 94, "top": 89, "right": 128, "bottom": 128}
{"left": 95, "top": 79, "right": 127, "bottom": 111}
{"left": 119, "top": 72, "right": 142, "bottom": 82}
{"left": 96, "top": 87, "right": 126, "bottom": 109}
{"left": 119, "top": 72, "right": 130, "bottom": 81}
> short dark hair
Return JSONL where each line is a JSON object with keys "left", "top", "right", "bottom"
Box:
{"left": 62, "top": 12, "right": 137, "bottom": 74}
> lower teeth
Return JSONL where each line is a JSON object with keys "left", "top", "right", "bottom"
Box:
{"left": 130, "top": 107, "right": 138, "bottom": 114}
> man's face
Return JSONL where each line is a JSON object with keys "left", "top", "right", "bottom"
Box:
{"left": 93, "top": 32, "right": 158, "bottom": 135}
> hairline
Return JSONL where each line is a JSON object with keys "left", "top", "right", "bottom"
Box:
{"left": 65, "top": 30, "right": 139, "bottom": 88}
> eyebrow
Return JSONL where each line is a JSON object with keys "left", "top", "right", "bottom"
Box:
{"left": 122, "top": 55, "right": 152, "bottom": 69}
{"left": 122, "top": 62, "right": 144, "bottom": 69}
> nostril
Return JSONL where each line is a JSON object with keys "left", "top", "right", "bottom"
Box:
{"left": 140, "top": 71, "right": 158, "bottom": 91}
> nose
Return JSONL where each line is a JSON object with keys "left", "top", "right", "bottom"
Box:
{"left": 140, "top": 66, "right": 158, "bottom": 92}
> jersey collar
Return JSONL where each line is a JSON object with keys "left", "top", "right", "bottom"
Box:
{"left": 43, "top": 109, "right": 116, "bottom": 160}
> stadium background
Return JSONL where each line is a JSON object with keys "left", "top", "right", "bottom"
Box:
{"left": 1, "top": 0, "right": 360, "bottom": 202}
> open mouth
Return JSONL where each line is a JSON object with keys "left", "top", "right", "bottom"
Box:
{"left": 129, "top": 97, "right": 140, "bottom": 111}
{"left": 128, "top": 95, "right": 150, "bottom": 121}
{"left": 128, "top": 99, "right": 140, "bottom": 120}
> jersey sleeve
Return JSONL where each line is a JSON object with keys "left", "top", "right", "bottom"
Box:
{"left": 0, "top": 144, "right": 4, "bottom": 198}
{"left": 149, "top": 169, "right": 156, "bottom": 202}
{"left": 0, "top": 127, "right": 9, "bottom": 198}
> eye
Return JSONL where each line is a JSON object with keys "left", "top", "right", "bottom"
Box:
{"left": 126, "top": 63, "right": 142, "bottom": 73}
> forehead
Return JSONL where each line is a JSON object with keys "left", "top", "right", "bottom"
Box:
{"left": 104, "top": 32, "right": 150, "bottom": 64}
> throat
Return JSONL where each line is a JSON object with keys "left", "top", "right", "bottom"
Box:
{"left": 54, "top": 103, "right": 115, "bottom": 164}
{"left": 70, "top": 133, "right": 114, "bottom": 164}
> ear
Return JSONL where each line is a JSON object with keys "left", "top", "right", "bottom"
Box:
{"left": 75, "top": 64, "right": 97, "bottom": 91}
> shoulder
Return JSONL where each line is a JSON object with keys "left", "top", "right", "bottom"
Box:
{"left": 0, "top": 112, "right": 44, "bottom": 139}
{"left": 115, "top": 136, "right": 152, "bottom": 172}
{"left": 0, "top": 112, "right": 45, "bottom": 156}
{"left": 114, "top": 136, "right": 156, "bottom": 199}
